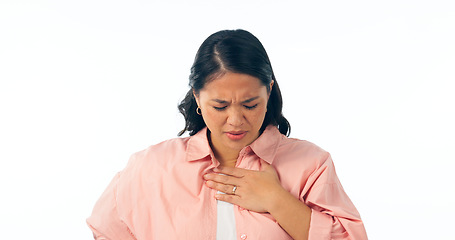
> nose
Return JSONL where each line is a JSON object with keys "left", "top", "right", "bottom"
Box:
{"left": 226, "top": 108, "right": 244, "bottom": 127}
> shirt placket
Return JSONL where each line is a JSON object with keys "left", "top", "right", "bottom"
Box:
{"left": 208, "top": 154, "right": 222, "bottom": 239}
{"left": 233, "top": 147, "right": 253, "bottom": 240}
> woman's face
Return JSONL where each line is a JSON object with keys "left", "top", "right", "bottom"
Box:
{"left": 194, "top": 72, "right": 272, "bottom": 158}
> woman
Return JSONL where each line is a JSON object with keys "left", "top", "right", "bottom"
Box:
{"left": 87, "top": 29, "right": 367, "bottom": 239}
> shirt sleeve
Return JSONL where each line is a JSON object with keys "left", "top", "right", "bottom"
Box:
{"left": 302, "top": 154, "right": 368, "bottom": 240}
{"left": 86, "top": 173, "right": 136, "bottom": 240}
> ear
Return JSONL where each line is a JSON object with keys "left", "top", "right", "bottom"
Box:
{"left": 268, "top": 80, "right": 274, "bottom": 97}
{"left": 193, "top": 89, "right": 200, "bottom": 107}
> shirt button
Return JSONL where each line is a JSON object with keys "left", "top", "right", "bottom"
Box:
{"left": 240, "top": 234, "right": 247, "bottom": 239}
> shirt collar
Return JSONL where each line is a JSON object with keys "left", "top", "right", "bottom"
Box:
{"left": 186, "top": 127, "right": 213, "bottom": 162}
{"left": 248, "top": 125, "right": 282, "bottom": 164}
{"left": 186, "top": 125, "right": 283, "bottom": 163}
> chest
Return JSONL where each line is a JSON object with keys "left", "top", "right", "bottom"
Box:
{"left": 122, "top": 157, "right": 295, "bottom": 240}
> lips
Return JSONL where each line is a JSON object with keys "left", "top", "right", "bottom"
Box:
{"left": 225, "top": 131, "right": 247, "bottom": 141}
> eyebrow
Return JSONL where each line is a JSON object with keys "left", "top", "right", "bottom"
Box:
{"left": 211, "top": 96, "right": 260, "bottom": 104}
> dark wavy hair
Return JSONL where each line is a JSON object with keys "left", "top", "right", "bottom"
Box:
{"left": 178, "top": 29, "right": 290, "bottom": 136}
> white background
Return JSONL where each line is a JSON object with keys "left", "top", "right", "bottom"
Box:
{"left": 1, "top": 0, "right": 454, "bottom": 239}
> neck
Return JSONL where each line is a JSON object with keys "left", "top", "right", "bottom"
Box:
{"left": 208, "top": 132, "right": 239, "bottom": 167}
{"left": 217, "top": 157, "right": 237, "bottom": 167}
{"left": 212, "top": 145, "right": 239, "bottom": 167}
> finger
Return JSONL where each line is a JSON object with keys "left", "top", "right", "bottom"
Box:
{"left": 204, "top": 173, "right": 240, "bottom": 186}
{"left": 214, "top": 166, "right": 247, "bottom": 177}
{"left": 215, "top": 193, "right": 241, "bottom": 205}
{"left": 206, "top": 180, "right": 237, "bottom": 195}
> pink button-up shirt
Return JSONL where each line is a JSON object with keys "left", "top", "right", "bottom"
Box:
{"left": 87, "top": 126, "right": 367, "bottom": 239}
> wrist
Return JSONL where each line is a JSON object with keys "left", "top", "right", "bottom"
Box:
{"left": 266, "top": 187, "right": 294, "bottom": 214}
{"left": 266, "top": 188, "right": 311, "bottom": 240}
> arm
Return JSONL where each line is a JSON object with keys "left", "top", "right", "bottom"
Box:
{"left": 86, "top": 173, "right": 137, "bottom": 240}
{"left": 303, "top": 155, "right": 367, "bottom": 239}
{"left": 267, "top": 186, "right": 312, "bottom": 240}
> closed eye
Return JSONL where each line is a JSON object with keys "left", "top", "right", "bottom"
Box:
{"left": 213, "top": 106, "right": 227, "bottom": 111}
{"left": 245, "top": 104, "right": 258, "bottom": 110}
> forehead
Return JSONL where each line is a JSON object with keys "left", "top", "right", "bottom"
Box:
{"left": 200, "top": 72, "right": 266, "bottom": 98}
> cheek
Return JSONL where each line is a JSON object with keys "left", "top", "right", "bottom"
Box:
{"left": 202, "top": 109, "right": 224, "bottom": 127}
{"left": 247, "top": 107, "right": 267, "bottom": 125}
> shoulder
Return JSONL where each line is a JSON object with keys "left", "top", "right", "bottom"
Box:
{"left": 272, "top": 137, "right": 337, "bottom": 193}
{"left": 114, "top": 136, "right": 191, "bottom": 199}
{"left": 275, "top": 136, "right": 330, "bottom": 168}
{"left": 115, "top": 136, "right": 191, "bottom": 184}
{"left": 134, "top": 137, "right": 191, "bottom": 161}
{"left": 126, "top": 136, "right": 191, "bottom": 171}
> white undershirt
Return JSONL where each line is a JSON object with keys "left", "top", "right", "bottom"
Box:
{"left": 216, "top": 190, "right": 237, "bottom": 240}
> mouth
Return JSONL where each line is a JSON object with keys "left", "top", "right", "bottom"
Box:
{"left": 225, "top": 131, "right": 247, "bottom": 141}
